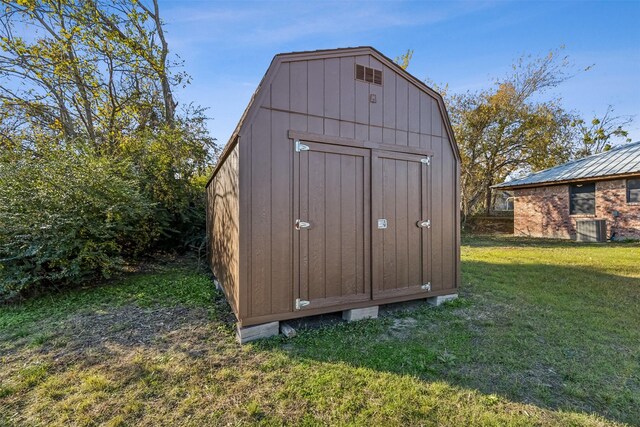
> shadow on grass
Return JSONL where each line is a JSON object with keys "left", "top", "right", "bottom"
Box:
{"left": 258, "top": 260, "right": 640, "bottom": 426}
{"left": 462, "top": 233, "right": 640, "bottom": 249}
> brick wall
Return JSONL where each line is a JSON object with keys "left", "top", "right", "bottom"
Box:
{"left": 513, "top": 178, "right": 640, "bottom": 240}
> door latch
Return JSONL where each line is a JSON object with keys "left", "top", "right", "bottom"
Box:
{"left": 295, "top": 298, "right": 310, "bottom": 310}
{"left": 295, "top": 219, "right": 311, "bottom": 230}
{"left": 421, "top": 282, "right": 432, "bottom": 291}
{"left": 417, "top": 220, "right": 431, "bottom": 228}
{"left": 377, "top": 219, "right": 388, "bottom": 229}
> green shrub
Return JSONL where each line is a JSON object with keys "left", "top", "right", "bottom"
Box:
{"left": 119, "top": 125, "right": 213, "bottom": 252}
{"left": 0, "top": 144, "right": 158, "bottom": 301}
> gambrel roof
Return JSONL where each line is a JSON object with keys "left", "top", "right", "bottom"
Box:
{"left": 208, "top": 46, "right": 459, "bottom": 185}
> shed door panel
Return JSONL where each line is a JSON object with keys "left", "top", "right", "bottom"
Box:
{"left": 372, "top": 150, "right": 431, "bottom": 299}
{"left": 294, "top": 141, "right": 371, "bottom": 311}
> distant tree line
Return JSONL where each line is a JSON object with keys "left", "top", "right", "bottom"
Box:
{"left": 0, "top": 0, "right": 220, "bottom": 301}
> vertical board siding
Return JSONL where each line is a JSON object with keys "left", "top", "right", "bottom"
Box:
{"left": 324, "top": 58, "right": 340, "bottom": 119}
{"left": 419, "top": 92, "right": 432, "bottom": 136}
{"left": 441, "top": 139, "right": 456, "bottom": 289}
{"left": 408, "top": 85, "right": 420, "bottom": 134}
{"left": 382, "top": 158, "right": 397, "bottom": 291}
{"left": 430, "top": 136, "right": 444, "bottom": 291}
{"left": 339, "top": 57, "right": 356, "bottom": 122}
{"left": 249, "top": 108, "right": 272, "bottom": 317}
{"left": 396, "top": 77, "right": 409, "bottom": 132}
{"left": 383, "top": 66, "right": 396, "bottom": 129}
{"left": 271, "top": 63, "right": 290, "bottom": 111}
{"left": 355, "top": 55, "right": 370, "bottom": 126}
{"left": 270, "top": 110, "right": 292, "bottom": 314}
{"left": 369, "top": 57, "right": 384, "bottom": 127}
{"left": 395, "top": 160, "right": 409, "bottom": 288}
{"left": 290, "top": 61, "right": 308, "bottom": 114}
{"left": 407, "top": 162, "right": 422, "bottom": 286}
{"left": 308, "top": 153, "right": 326, "bottom": 300}
{"left": 298, "top": 145, "right": 369, "bottom": 305}
{"left": 210, "top": 51, "right": 459, "bottom": 325}
{"left": 209, "top": 145, "right": 240, "bottom": 315}
{"left": 308, "top": 60, "right": 324, "bottom": 116}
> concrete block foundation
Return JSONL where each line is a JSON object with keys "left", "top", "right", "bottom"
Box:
{"left": 427, "top": 294, "right": 458, "bottom": 307}
{"left": 342, "top": 306, "right": 379, "bottom": 322}
{"left": 236, "top": 321, "right": 279, "bottom": 344}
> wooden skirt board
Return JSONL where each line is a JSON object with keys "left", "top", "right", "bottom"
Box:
{"left": 293, "top": 139, "right": 435, "bottom": 314}
{"left": 293, "top": 142, "right": 371, "bottom": 310}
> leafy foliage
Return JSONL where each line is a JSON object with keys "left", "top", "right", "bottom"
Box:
{"left": 444, "top": 49, "right": 576, "bottom": 216}
{"left": 0, "top": 1, "right": 219, "bottom": 298}
{"left": 0, "top": 144, "right": 157, "bottom": 301}
{"left": 572, "top": 105, "right": 633, "bottom": 157}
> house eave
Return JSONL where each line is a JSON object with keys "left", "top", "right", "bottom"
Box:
{"left": 495, "top": 172, "right": 640, "bottom": 191}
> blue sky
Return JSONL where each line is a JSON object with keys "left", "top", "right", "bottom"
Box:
{"left": 159, "top": 0, "right": 640, "bottom": 146}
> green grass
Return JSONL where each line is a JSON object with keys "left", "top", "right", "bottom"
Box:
{"left": 0, "top": 237, "right": 638, "bottom": 426}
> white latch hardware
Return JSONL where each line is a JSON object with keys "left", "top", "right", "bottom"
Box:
{"left": 377, "top": 219, "right": 388, "bottom": 229}
{"left": 417, "top": 220, "right": 431, "bottom": 228}
{"left": 295, "top": 139, "right": 309, "bottom": 152}
{"left": 295, "top": 219, "right": 311, "bottom": 230}
{"left": 421, "top": 283, "right": 432, "bottom": 291}
{"left": 295, "top": 298, "right": 310, "bottom": 310}
{"left": 421, "top": 157, "right": 430, "bottom": 165}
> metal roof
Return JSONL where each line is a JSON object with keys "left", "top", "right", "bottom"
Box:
{"left": 494, "top": 141, "right": 640, "bottom": 189}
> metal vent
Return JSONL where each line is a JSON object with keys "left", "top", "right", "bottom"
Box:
{"left": 576, "top": 219, "right": 607, "bottom": 242}
{"left": 355, "top": 64, "right": 382, "bottom": 85}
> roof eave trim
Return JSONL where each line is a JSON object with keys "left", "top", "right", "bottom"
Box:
{"left": 494, "top": 171, "right": 640, "bottom": 190}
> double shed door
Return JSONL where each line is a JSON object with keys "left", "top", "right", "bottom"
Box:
{"left": 293, "top": 140, "right": 432, "bottom": 311}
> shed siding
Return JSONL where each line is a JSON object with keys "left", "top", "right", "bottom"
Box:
{"left": 207, "top": 144, "right": 240, "bottom": 314}
{"left": 239, "top": 53, "right": 459, "bottom": 323}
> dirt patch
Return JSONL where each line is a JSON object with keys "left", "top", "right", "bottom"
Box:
{"left": 0, "top": 304, "right": 234, "bottom": 371}
{"left": 387, "top": 317, "right": 418, "bottom": 339}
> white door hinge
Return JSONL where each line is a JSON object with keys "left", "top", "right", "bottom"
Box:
{"left": 421, "top": 282, "right": 432, "bottom": 291}
{"left": 295, "top": 219, "right": 311, "bottom": 230}
{"left": 421, "top": 157, "right": 430, "bottom": 165}
{"left": 295, "top": 298, "right": 310, "bottom": 310}
{"left": 417, "top": 220, "right": 431, "bottom": 228}
{"left": 295, "top": 139, "right": 309, "bottom": 152}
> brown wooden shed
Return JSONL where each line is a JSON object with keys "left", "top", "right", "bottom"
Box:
{"left": 206, "top": 47, "right": 460, "bottom": 341}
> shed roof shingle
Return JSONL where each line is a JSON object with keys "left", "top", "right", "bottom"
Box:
{"left": 494, "top": 141, "right": 640, "bottom": 189}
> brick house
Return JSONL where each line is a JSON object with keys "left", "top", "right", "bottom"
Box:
{"left": 494, "top": 141, "right": 640, "bottom": 240}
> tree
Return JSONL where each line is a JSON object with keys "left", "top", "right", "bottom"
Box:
{"left": 394, "top": 49, "right": 413, "bottom": 70}
{"left": 443, "top": 49, "right": 577, "bottom": 217}
{"left": 0, "top": 0, "right": 222, "bottom": 297}
{"left": 0, "top": 0, "right": 199, "bottom": 149}
{"left": 572, "top": 105, "right": 632, "bottom": 157}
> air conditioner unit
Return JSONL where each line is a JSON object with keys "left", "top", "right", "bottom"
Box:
{"left": 576, "top": 219, "right": 607, "bottom": 242}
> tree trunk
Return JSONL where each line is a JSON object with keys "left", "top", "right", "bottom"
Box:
{"left": 485, "top": 180, "right": 493, "bottom": 215}
{"left": 150, "top": 0, "right": 175, "bottom": 126}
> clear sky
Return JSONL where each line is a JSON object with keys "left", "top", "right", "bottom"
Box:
{"left": 158, "top": 0, "right": 640, "bottom": 147}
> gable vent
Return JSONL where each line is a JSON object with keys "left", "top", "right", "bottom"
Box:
{"left": 355, "top": 64, "right": 382, "bottom": 85}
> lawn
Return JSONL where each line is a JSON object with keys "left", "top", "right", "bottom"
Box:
{"left": 1, "top": 236, "right": 638, "bottom": 426}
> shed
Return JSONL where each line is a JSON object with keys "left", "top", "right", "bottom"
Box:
{"left": 206, "top": 47, "right": 461, "bottom": 341}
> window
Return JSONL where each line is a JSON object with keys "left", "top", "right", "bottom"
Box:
{"left": 355, "top": 64, "right": 382, "bottom": 85}
{"left": 628, "top": 178, "right": 640, "bottom": 203}
{"left": 570, "top": 183, "right": 596, "bottom": 215}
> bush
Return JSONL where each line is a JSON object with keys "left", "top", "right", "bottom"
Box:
{"left": 118, "top": 124, "right": 214, "bottom": 252}
{"left": 0, "top": 145, "right": 158, "bottom": 301}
